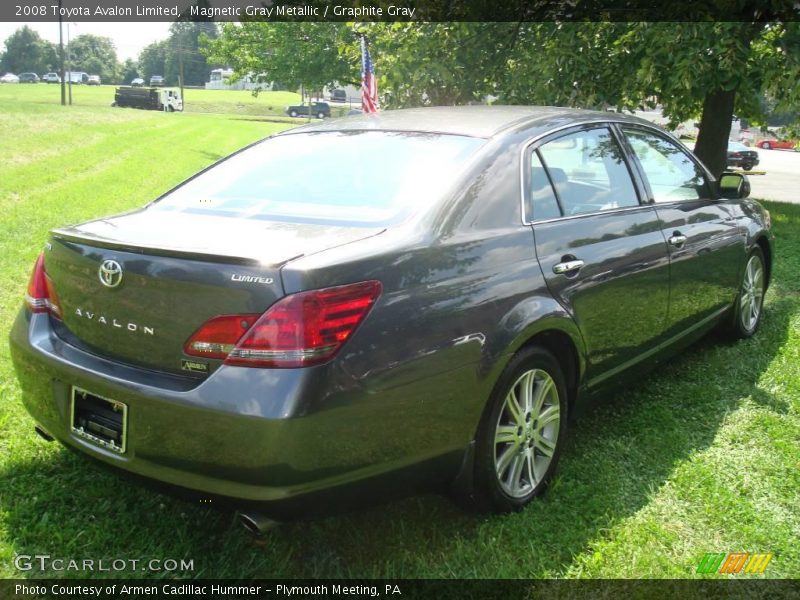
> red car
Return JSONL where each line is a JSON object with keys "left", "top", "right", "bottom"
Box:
{"left": 756, "top": 138, "right": 799, "bottom": 150}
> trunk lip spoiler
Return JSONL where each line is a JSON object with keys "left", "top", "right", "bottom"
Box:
{"left": 49, "top": 229, "right": 299, "bottom": 267}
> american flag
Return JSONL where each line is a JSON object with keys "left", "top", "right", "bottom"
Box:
{"left": 360, "top": 36, "right": 379, "bottom": 113}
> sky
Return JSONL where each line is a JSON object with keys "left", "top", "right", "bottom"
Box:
{"left": 0, "top": 22, "right": 172, "bottom": 61}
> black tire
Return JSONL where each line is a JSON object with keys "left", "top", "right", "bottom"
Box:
{"left": 471, "top": 346, "right": 568, "bottom": 513}
{"left": 743, "top": 164, "right": 753, "bottom": 171}
{"left": 723, "top": 247, "right": 767, "bottom": 339}
{"left": 289, "top": 110, "right": 298, "bottom": 117}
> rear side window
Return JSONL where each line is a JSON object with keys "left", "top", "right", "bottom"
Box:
{"left": 537, "top": 127, "right": 639, "bottom": 217}
{"left": 528, "top": 151, "right": 561, "bottom": 221}
{"left": 623, "top": 129, "right": 709, "bottom": 203}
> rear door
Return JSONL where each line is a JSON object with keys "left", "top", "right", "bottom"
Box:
{"left": 619, "top": 126, "right": 744, "bottom": 336}
{"left": 526, "top": 125, "right": 672, "bottom": 386}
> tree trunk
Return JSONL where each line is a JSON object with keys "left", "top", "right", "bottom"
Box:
{"left": 693, "top": 89, "right": 736, "bottom": 178}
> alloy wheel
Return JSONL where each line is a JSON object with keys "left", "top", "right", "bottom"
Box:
{"left": 493, "top": 369, "right": 560, "bottom": 498}
{"left": 740, "top": 254, "right": 765, "bottom": 332}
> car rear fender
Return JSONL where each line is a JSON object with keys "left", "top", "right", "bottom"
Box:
{"left": 478, "top": 299, "right": 587, "bottom": 412}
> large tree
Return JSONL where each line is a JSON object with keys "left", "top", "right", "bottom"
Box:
{"left": 353, "top": 23, "right": 520, "bottom": 107}
{"left": 138, "top": 40, "right": 167, "bottom": 83}
{"left": 68, "top": 34, "right": 120, "bottom": 82}
{"left": 203, "top": 22, "right": 353, "bottom": 95}
{"left": 504, "top": 22, "right": 800, "bottom": 176}
{"left": 120, "top": 58, "right": 139, "bottom": 84}
{"left": 0, "top": 26, "right": 58, "bottom": 75}
{"left": 166, "top": 21, "right": 219, "bottom": 87}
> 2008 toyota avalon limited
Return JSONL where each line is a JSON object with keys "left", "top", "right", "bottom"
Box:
{"left": 10, "top": 107, "right": 773, "bottom": 530}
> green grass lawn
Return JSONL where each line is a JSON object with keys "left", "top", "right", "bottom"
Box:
{"left": 0, "top": 95, "right": 798, "bottom": 580}
{"left": 0, "top": 83, "right": 352, "bottom": 119}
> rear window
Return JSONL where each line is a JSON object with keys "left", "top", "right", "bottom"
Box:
{"left": 152, "top": 131, "right": 485, "bottom": 226}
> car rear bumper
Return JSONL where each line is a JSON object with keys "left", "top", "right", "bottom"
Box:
{"left": 9, "top": 310, "right": 462, "bottom": 516}
{"left": 727, "top": 156, "right": 759, "bottom": 167}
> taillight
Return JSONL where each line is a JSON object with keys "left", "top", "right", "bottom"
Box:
{"left": 25, "top": 253, "right": 62, "bottom": 319}
{"left": 184, "top": 280, "right": 382, "bottom": 368}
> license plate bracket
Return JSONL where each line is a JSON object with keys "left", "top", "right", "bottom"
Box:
{"left": 70, "top": 387, "right": 127, "bottom": 454}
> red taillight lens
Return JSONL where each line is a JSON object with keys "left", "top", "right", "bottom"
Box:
{"left": 184, "top": 280, "right": 382, "bottom": 368}
{"left": 25, "top": 253, "right": 62, "bottom": 319}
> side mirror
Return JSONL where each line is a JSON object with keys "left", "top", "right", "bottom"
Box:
{"left": 718, "top": 172, "right": 750, "bottom": 199}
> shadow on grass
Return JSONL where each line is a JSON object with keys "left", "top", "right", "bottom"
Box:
{"left": 192, "top": 149, "right": 227, "bottom": 163}
{"left": 2, "top": 294, "right": 794, "bottom": 579}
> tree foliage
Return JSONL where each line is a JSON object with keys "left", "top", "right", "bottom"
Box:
{"left": 502, "top": 22, "right": 800, "bottom": 175}
{"left": 166, "top": 22, "right": 219, "bottom": 87}
{"left": 137, "top": 40, "right": 167, "bottom": 83}
{"left": 203, "top": 22, "right": 353, "bottom": 94}
{"left": 0, "top": 26, "right": 58, "bottom": 75}
{"left": 68, "top": 34, "right": 120, "bottom": 82}
{"left": 120, "top": 58, "right": 140, "bottom": 84}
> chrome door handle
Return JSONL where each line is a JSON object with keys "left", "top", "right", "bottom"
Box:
{"left": 668, "top": 234, "right": 687, "bottom": 247}
{"left": 553, "top": 259, "right": 585, "bottom": 274}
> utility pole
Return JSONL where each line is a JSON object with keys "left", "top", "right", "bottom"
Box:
{"left": 66, "top": 23, "right": 72, "bottom": 105}
{"left": 58, "top": 0, "right": 65, "bottom": 105}
{"left": 178, "top": 49, "right": 185, "bottom": 106}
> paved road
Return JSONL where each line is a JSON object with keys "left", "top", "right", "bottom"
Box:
{"left": 741, "top": 148, "right": 799, "bottom": 204}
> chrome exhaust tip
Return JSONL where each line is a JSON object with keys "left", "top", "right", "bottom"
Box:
{"left": 34, "top": 424, "right": 54, "bottom": 442}
{"left": 238, "top": 511, "right": 280, "bottom": 536}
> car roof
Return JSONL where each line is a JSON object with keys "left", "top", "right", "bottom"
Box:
{"left": 282, "top": 105, "right": 658, "bottom": 139}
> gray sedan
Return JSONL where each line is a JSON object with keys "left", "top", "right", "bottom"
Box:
{"left": 10, "top": 106, "right": 773, "bottom": 532}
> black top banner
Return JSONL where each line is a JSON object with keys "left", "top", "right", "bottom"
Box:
{"left": 4, "top": 0, "right": 800, "bottom": 22}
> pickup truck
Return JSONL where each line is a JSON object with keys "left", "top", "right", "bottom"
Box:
{"left": 286, "top": 102, "right": 331, "bottom": 119}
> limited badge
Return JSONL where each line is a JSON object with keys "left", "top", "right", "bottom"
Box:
{"left": 181, "top": 359, "right": 209, "bottom": 374}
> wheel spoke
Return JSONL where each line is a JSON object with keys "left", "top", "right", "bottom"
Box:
{"left": 536, "top": 436, "right": 556, "bottom": 458}
{"left": 741, "top": 293, "right": 751, "bottom": 315}
{"left": 537, "top": 404, "right": 560, "bottom": 430}
{"left": 519, "top": 371, "right": 535, "bottom": 414}
{"left": 753, "top": 264, "right": 763, "bottom": 289}
{"left": 525, "top": 452, "right": 536, "bottom": 486}
{"left": 531, "top": 375, "right": 553, "bottom": 417}
{"left": 505, "top": 389, "right": 524, "bottom": 427}
{"left": 495, "top": 425, "right": 518, "bottom": 445}
{"left": 496, "top": 446, "right": 516, "bottom": 478}
{"left": 506, "top": 453, "right": 526, "bottom": 493}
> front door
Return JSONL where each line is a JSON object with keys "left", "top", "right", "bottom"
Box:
{"left": 619, "top": 126, "right": 745, "bottom": 336}
{"left": 526, "top": 126, "right": 672, "bottom": 386}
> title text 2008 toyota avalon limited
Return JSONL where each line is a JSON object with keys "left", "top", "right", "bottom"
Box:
{"left": 9, "top": 107, "right": 773, "bottom": 529}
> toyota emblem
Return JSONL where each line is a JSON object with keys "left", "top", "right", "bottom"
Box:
{"left": 98, "top": 259, "right": 123, "bottom": 288}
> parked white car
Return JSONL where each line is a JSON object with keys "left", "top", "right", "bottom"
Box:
{"left": 1, "top": 73, "right": 20, "bottom": 83}
{"left": 42, "top": 72, "right": 61, "bottom": 83}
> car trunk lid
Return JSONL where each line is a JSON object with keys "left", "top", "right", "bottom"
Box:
{"left": 45, "top": 209, "right": 383, "bottom": 374}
